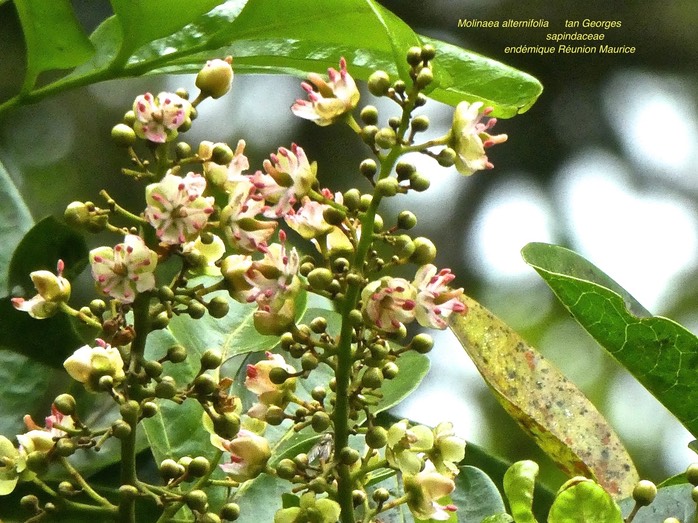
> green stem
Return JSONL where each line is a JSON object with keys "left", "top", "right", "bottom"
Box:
{"left": 31, "top": 478, "right": 118, "bottom": 518}
{"left": 60, "top": 456, "right": 116, "bottom": 508}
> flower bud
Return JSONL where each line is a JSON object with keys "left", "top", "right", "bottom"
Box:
{"left": 55, "top": 438, "right": 76, "bottom": 457}
{"left": 416, "top": 68, "right": 434, "bottom": 89}
{"left": 200, "top": 348, "right": 223, "bottom": 370}
{"left": 360, "top": 106, "right": 378, "bottom": 125}
{"left": 175, "top": 141, "right": 192, "bottom": 159}
{"left": 406, "top": 46, "right": 423, "bottom": 66}
{"left": 112, "top": 420, "right": 132, "bottom": 439}
{"left": 343, "top": 188, "right": 361, "bottom": 211}
{"left": 212, "top": 142, "right": 234, "bottom": 164}
{"left": 111, "top": 123, "right": 136, "bottom": 147}
{"left": 322, "top": 206, "right": 346, "bottom": 226}
{"left": 421, "top": 44, "right": 436, "bottom": 61}
{"left": 188, "top": 301, "right": 207, "bottom": 319}
{"left": 166, "top": 345, "right": 188, "bottom": 363}
{"left": 409, "top": 237, "right": 437, "bottom": 265}
{"left": 54, "top": 394, "right": 76, "bottom": 416}
{"left": 397, "top": 210, "right": 418, "bottom": 230}
{"left": 196, "top": 57, "right": 234, "bottom": 99}
{"left": 365, "top": 426, "right": 388, "bottom": 449}
{"left": 307, "top": 268, "right": 334, "bottom": 291}
{"left": 207, "top": 296, "right": 230, "bottom": 319}
{"left": 437, "top": 147, "right": 457, "bottom": 167}
{"left": 155, "top": 377, "right": 178, "bottom": 399}
{"left": 185, "top": 489, "right": 209, "bottom": 512}
{"left": 276, "top": 458, "right": 297, "bottom": 480}
{"left": 160, "top": 458, "right": 184, "bottom": 480}
{"left": 375, "top": 177, "right": 399, "bottom": 198}
{"left": 141, "top": 401, "right": 159, "bottom": 418}
{"left": 361, "top": 367, "right": 384, "bottom": 389}
{"left": 373, "top": 488, "right": 390, "bottom": 503}
{"left": 311, "top": 411, "right": 331, "bottom": 433}
{"left": 410, "top": 333, "right": 434, "bottom": 354}
{"left": 632, "top": 479, "right": 657, "bottom": 506}
{"left": 213, "top": 412, "right": 240, "bottom": 439}
{"left": 220, "top": 503, "right": 241, "bottom": 521}
{"left": 367, "top": 70, "right": 391, "bottom": 96}
{"left": 382, "top": 361, "right": 399, "bottom": 379}
{"left": 188, "top": 456, "right": 211, "bottom": 477}
{"left": 409, "top": 172, "right": 430, "bottom": 192}
{"left": 360, "top": 158, "right": 378, "bottom": 178}
{"left": 265, "top": 406, "right": 286, "bottom": 426}
{"left": 687, "top": 463, "right": 698, "bottom": 485}
{"left": 194, "top": 374, "right": 218, "bottom": 396}
{"left": 411, "top": 115, "right": 430, "bottom": 133}
{"left": 375, "top": 127, "right": 397, "bottom": 149}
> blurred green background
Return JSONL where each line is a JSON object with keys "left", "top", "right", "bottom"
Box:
{"left": 1, "top": 0, "right": 697, "bottom": 489}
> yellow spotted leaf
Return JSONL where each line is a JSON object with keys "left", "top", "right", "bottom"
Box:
{"left": 450, "top": 295, "right": 638, "bottom": 499}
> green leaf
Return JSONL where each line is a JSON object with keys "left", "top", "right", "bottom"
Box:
{"left": 522, "top": 242, "right": 698, "bottom": 438}
{"left": 548, "top": 479, "right": 623, "bottom": 523}
{"left": 503, "top": 460, "right": 539, "bottom": 523}
{"left": 109, "top": 0, "right": 223, "bottom": 63}
{"left": 450, "top": 295, "right": 638, "bottom": 499}
{"left": 13, "top": 0, "right": 93, "bottom": 90}
{"left": 618, "top": 484, "right": 695, "bottom": 522}
{"left": 452, "top": 465, "right": 507, "bottom": 522}
{"left": 0, "top": 159, "right": 33, "bottom": 292}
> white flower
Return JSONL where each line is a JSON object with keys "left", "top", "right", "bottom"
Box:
{"left": 132, "top": 92, "right": 191, "bottom": 143}
{"left": 404, "top": 461, "right": 457, "bottom": 521}
{"left": 284, "top": 197, "right": 333, "bottom": 240}
{"left": 63, "top": 339, "right": 125, "bottom": 392}
{"left": 449, "top": 101, "right": 507, "bottom": 176}
{"left": 145, "top": 172, "right": 215, "bottom": 245}
{"left": 220, "top": 177, "right": 277, "bottom": 253}
{"left": 11, "top": 260, "right": 70, "bottom": 319}
{"left": 361, "top": 277, "right": 417, "bottom": 332}
{"left": 413, "top": 264, "right": 467, "bottom": 329}
{"left": 89, "top": 235, "right": 158, "bottom": 303}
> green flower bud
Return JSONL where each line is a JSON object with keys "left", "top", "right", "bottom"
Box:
{"left": 406, "top": 46, "right": 423, "bottom": 66}
{"left": 188, "top": 301, "right": 207, "bottom": 319}
{"left": 111, "top": 123, "right": 136, "bottom": 147}
{"left": 307, "top": 268, "right": 334, "bottom": 291}
{"left": 437, "top": 147, "right": 457, "bottom": 167}
{"left": 388, "top": 116, "right": 401, "bottom": 130}
{"left": 188, "top": 456, "right": 211, "bottom": 477}
{"left": 409, "top": 172, "right": 430, "bottom": 192}
{"left": 175, "top": 141, "right": 192, "bottom": 159}
{"left": 409, "top": 237, "right": 437, "bottom": 265}
{"left": 393, "top": 80, "right": 406, "bottom": 95}
{"left": 151, "top": 311, "right": 170, "bottom": 330}
{"left": 687, "top": 463, "right": 698, "bottom": 485}
{"left": 196, "top": 57, "right": 234, "bottom": 99}
{"left": 26, "top": 451, "right": 49, "bottom": 474}
{"left": 269, "top": 366, "right": 290, "bottom": 385}
{"left": 20, "top": 495, "right": 39, "bottom": 512}
{"left": 375, "top": 177, "right": 399, "bottom": 197}
{"left": 213, "top": 412, "right": 240, "bottom": 439}
{"left": 309, "top": 317, "right": 328, "bottom": 333}
{"left": 343, "top": 188, "right": 361, "bottom": 211}
{"left": 200, "top": 348, "right": 223, "bottom": 370}
{"left": 167, "top": 345, "right": 188, "bottom": 363}
{"left": 411, "top": 115, "right": 430, "bottom": 133}
{"left": 311, "top": 411, "right": 331, "bottom": 433}
{"left": 98, "top": 374, "right": 114, "bottom": 391}
{"left": 414, "top": 93, "right": 427, "bottom": 107}
{"left": 394, "top": 234, "right": 416, "bottom": 258}
{"left": 395, "top": 161, "right": 415, "bottom": 181}
{"left": 158, "top": 286, "right": 175, "bottom": 302}
{"left": 208, "top": 296, "right": 230, "bottom": 319}
{"left": 416, "top": 68, "right": 434, "bottom": 89}
{"left": 64, "top": 201, "right": 108, "bottom": 233}
{"left": 338, "top": 447, "right": 360, "bottom": 466}
{"left": 201, "top": 513, "right": 222, "bottom": 523}
{"left": 175, "top": 88, "right": 190, "bottom": 100}
{"left": 309, "top": 477, "right": 328, "bottom": 494}
{"left": 367, "top": 70, "right": 391, "bottom": 97}
{"left": 123, "top": 110, "right": 136, "bottom": 126}
{"left": 360, "top": 105, "right": 379, "bottom": 125}
{"left": 54, "top": 393, "right": 76, "bottom": 416}
{"left": 373, "top": 487, "right": 390, "bottom": 503}
{"left": 160, "top": 458, "right": 184, "bottom": 480}
{"left": 143, "top": 360, "right": 163, "bottom": 378}
{"left": 212, "top": 142, "right": 234, "bottom": 164}
{"left": 360, "top": 124, "right": 379, "bottom": 145}
{"left": 382, "top": 361, "right": 399, "bottom": 379}
{"left": 359, "top": 194, "right": 373, "bottom": 211}
{"left": 410, "top": 333, "right": 434, "bottom": 354}
{"left": 220, "top": 502, "right": 241, "bottom": 521}
{"left": 55, "top": 438, "right": 76, "bottom": 457}
{"left": 194, "top": 374, "right": 218, "bottom": 396}
{"left": 88, "top": 299, "right": 106, "bottom": 317}
{"left": 352, "top": 489, "right": 367, "bottom": 506}
{"left": 360, "top": 158, "right": 378, "bottom": 178}
{"left": 301, "top": 352, "right": 319, "bottom": 371}
{"left": 632, "top": 480, "right": 657, "bottom": 506}
{"left": 322, "top": 206, "right": 346, "bottom": 226}
{"left": 375, "top": 127, "right": 397, "bottom": 149}
{"left": 421, "top": 44, "right": 436, "bottom": 61}
{"left": 361, "top": 367, "right": 384, "bottom": 389}
{"left": 119, "top": 484, "right": 139, "bottom": 499}
{"left": 365, "top": 426, "right": 388, "bottom": 449}
{"left": 155, "top": 377, "right": 178, "bottom": 399}
{"left": 265, "top": 405, "right": 286, "bottom": 426}
{"left": 112, "top": 420, "right": 132, "bottom": 439}
{"left": 311, "top": 386, "right": 326, "bottom": 402}
{"left": 141, "top": 401, "right": 159, "bottom": 418}
{"left": 185, "top": 489, "right": 209, "bottom": 512}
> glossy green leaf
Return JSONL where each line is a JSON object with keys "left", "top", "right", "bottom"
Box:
{"left": 0, "top": 160, "right": 32, "bottom": 292}
{"left": 452, "top": 465, "right": 507, "bottom": 522}
{"left": 618, "top": 484, "right": 695, "bottom": 522}
{"left": 482, "top": 515, "right": 515, "bottom": 523}
{"left": 548, "top": 479, "right": 623, "bottom": 523}
{"left": 13, "top": 0, "right": 93, "bottom": 90}
{"left": 503, "top": 460, "right": 539, "bottom": 523}
{"left": 450, "top": 295, "right": 638, "bottom": 499}
{"left": 109, "top": 0, "right": 223, "bottom": 63}
{"left": 522, "top": 242, "right": 698, "bottom": 438}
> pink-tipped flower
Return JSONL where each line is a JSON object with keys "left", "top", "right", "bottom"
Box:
{"left": 220, "top": 177, "right": 277, "bottom": 253}
{"left": 413, "top": 264, "right": 467, "bottom": 329}
{"left": 284, "top": 197, "right": 334, "bottom": 240}
{"left": 18, "top": 406, "right": 76, "bottom": 456}
{"left": 89, "top": 235, "right": 158, "bottom": 303}
{"left": 145, "top": 172, "right": 215, "bottom": 245}
{"left": 133, "top": 92, "right": 191, "bottom": 143}
{"left": 244, "top": 352, "right": 296, "bottom": 420}
{"left": 213, "top": 429, "right": 271, "bottom": 482}
{"left": 361, "top": 277, "right": 417, "bottom": 332}
{"left": 404, "top": 460, "right": 458, "bottom": 521}
{"left": 449, "top": 101, "right": 507, "bottom": 176}
{"left": 12, "top": 260, "right": 71, "bottom": 319}
{"left": 63, "top": 339, "right": 125, "bottom": 392}
{"left": 291, "top": 57, "right": 360, "bottom": 126}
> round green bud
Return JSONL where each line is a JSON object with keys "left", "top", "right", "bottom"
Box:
{"left": 311, "top": 411, "right": 331, "bottom": 433}
{"left": 338, "top": 447, "right": 360, "bottom": 466}
{"left": 54, "top": 393, "right": 76, "bottom": 416}
{"left": 123, "top": 110, "right": 136, "bottom": 126}
{"left": 151, "top": 311, "right": 170, "bottom": 330}
{"left": 88, "top": 299, "right": 107, "bottom": 317}
{"left": 269, "top": 366, "right": 290, "bottom": 385}
{"left": 309, "top": 317, "right": 327, "bottom": 334}
{"left": 212, "top": 143, "right": 234, "bottom": 164}
{"left": 155, "top": 377, "right": 178, "bottom": 399}
{"left": 692, "top": 485, "right": 698, "bottom": 504}
{"left": 411, "top": 115, "right": 430, "bottom": 133}
{"left": 394, "top": 235, "right": 416, "bottom": 259}
{"left": 375, "top": 177, "right": 399, "bottom": 198}
{"left": 328, "top": 378, "right": 337, "bottom": 392}
{"left": 158, "top": 285, "right": 175, "bottom": 302}
{"left": 293, "top": 324, "right": 312, "bottom": 342}
{"left": 367, "top": 70, "right": 391, "bottom": 97}
{"left": 409, "top": 172, "right": 430, "bottom": 192}
{"left": 437, "top": 147, "right": 457, "bottom": 167}
{"left": 361, "top": 367, "right": 384, "bottom": 389}
{"left": 175, "top": 88, "right": 189, "bottom": 100}
{"left": 194, "top": 374, "right": 218, "bottom": 396}
{"left": 411, "top": 333, "right": 434, "bottom": 354}
{"left": 55, "top": 437, "right": 76, "bottom": 457}
{"left": 301, "top": 353, "right": 319, "bottom": 371}
{"left": 311, "top": 386, "right": 326, "bottom": 402}
{"left": 369, "top": 342, "right": 390, "bottom": 360}
{"left": 631, "top": 479, "right": 657, "bottom": 506}
{"left": 265, "top": 405, "right": 286, "bottom": 426}
{"left": 185, "top": 489, "right": 209, "bottom": 512}
{"left": 294, "top": 407, "right": 309, "bottom": 420}
{"left": 421, "top": 44, "right": 436, "bottom": 61}
{"left": 141, "top": 401, "right": 159, "bottom": 418}
{"left": 188, "top": 456, "right": 211, "bottom": 477}
{"left": 360, "top": 124, "right": 379, "bottom": 145}
{"left": 280, "top": 332, "right": 295, "bottom": 351}
{"left": 20, "top": 494, "right": 40, "bottom": 511}
{"left": 360, "top": 158, "right": 378, "bottom": 178}
{"left": 406, "top": 46, "right": 423, "bottom": 66}
{"left": 395, "top": 161, "right": 415, "bottom": 181}
{"left": 143, "top": 360, "right": 163, "bottom": 378}
{"left": 309, "top": 477, "right": 328, "bottom": 493}
{"left": 307, "top": 268, "right": 334, "bottom": 291}
{"left": 388, "top": 116, "right": 401, "bottom": 130}
{"left": 276, "top": 458, "right": 297, "bottom": 480}
{"left": 348, "top": 309, "right": 363, "bottom": 327}
{"left": 360, "top": 105, "right": 379, "bottom": 125}
{"left": 213, "top": 412, "right": 240, "bottom": 439}
{"left": 178, "top": 117, "right": 192, "bottom": 133}
{"left": 160, "top": 458, "right": 184, "bottom": 479}
{"left": 352, "top": 489, "right": 367, "bottom": 506}
{"left": 373, "top": 487, "right": 390, "bottom": 503}
{"left": 26, "top": 451, "right": 49, "bottom": 474}
{"left": 188, "top": 301, "right": 207, "bottom": 319}
{"left": 687, "top": 463, "right": 698, "bottom": 485}
{"left": 322, "top": 205, "right": 346, "bottom": 226}
{"left": 98, "top": 374, "right": 114, "bottom": 391}
{"left": 111, "top": 123, "right": 137, "bottom": 147}
{"left": 175, "top": 141, "right": 192, "bottom": 159}
{"left": 382, "top": 361, "right": 399, "bottom": 380}
{"left": 416, "top": 67, "right": 434, "bottom": 89}
{"left": 178, "top": 456, "right": 193, "bottom": 470}
{"left": 375, "top": 127, "right": 397, "bottom": 149}
{"left": 112, "top": 420, "right": 132, "bottom": 440}
{"left": 167, "top": 345, "right": 188, "bottom": 363}
{"left": 220, "top": 502, "right": 241, "bottom": 521}
{"left": 414, "top": 93, "right": 428, "bottom": 107}
{"left": 299, "top": 261, "right": 315, "bottom": 277}
{"left": 343, "top": 188, "right": 361, "bottom": 211}
{"left": 118, "top": 484, "right": 139, "bottom": 499}
{"left": 44, "top": 502, "right": 57, "bottom": 513}
{"left": 409, "top": 237, "right": 437, "bottom": 265}
{"left": 359, "top": 194, "right": 373, "bottom": 212}
{"left": 365, "top": 426, "right": 388, "bottom": 449}
{"left": 196, "top": 57, "right": 233, "bottom": 99}
{"left": 293, "top": 453, "right": 309, "bottom": 468}
{"left": 201, "top": 348, "right": 223, "bottom": 370}
{"left": 208, "top": 296, "right": 230, "bottom": 319}
{"left": 393, "top": 80, "right": 406, "bottom": 95}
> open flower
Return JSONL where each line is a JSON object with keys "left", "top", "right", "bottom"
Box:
{"left": 0, "top": 436, "right": 28, "bottom": 496}
{"left": 132, "top": 92, "right": 191, "bottom": 143}
{"left": 404, "top": 460, "right": 457, "bottom": 521}
{"left": 63, "top": 339, "right": 125, "bottom": 392}
{"left": 213, "top": 429, "right": 270, "bottom": 482}
{"left": 244, "top": 352, "right": 296, "bottom": 420}
{"left": 18, "top": 406, "right": 75, "bottom": 457}
{"left": 386, "top": 419, "right": 434, "bottom": 475}
{"left": 220, "top": 177, "right": 276, "bottom": 253}
{"left": 284, "top": 197, "right": 333, "bottom": 240}
{"left": 89, "top": 235, "right": 158, "bottom": 303}
{"left": 448, "top": 101, "right": 507, "bottom": 176}
{"left": 428, "top": 422, "right": 466, "bottom": 475}
{"left": 361, "top": 277, "right": 417, "bottom": 332}
{"left": 145, "top": 172, "right": 215, "bottom": 245}
{"left": 12, "top": 260, "right": 70, "bottom": 319}
{"left": 413, "top": 264, "right": 467, "bottom": 329}
{"left": 291, "top": 57, "right": 360, "bottom": 126}
{"left": 274, "top": 492, "right": 341, "bottom": 523}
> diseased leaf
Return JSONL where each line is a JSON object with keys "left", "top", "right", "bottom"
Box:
{"left": 503, "top": 460, "right": 539, "bottom": 523}
{"left": 522, "top": 242, "right": 698, "bottom": 438}
{"left": 450, "top": 295, "right": 638, "bottom": 499}
{"left": 548, "top": 479, "right": 623, "bottom": 523}
{"left": 13, "top": 0, "right": 93, "bottom": 90}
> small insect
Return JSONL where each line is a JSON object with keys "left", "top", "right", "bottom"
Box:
{"left": 307, "top": 433, "right": 334, "bottom": 466}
